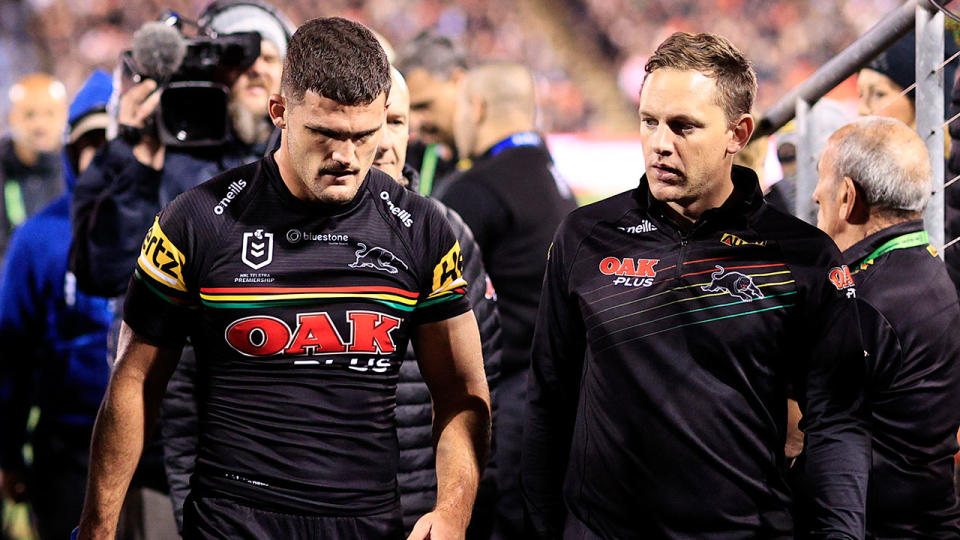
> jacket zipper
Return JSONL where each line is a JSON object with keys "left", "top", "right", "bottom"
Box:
{"left": 676, "top": 233, "right": 688, "bottom": 280}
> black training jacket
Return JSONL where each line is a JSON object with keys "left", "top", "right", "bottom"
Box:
{"left": 843, "top": 220, "right": 960, "bottom": 539}
{"left": 440, "top": 140, "right": 577, "bottom": 373}
{"left": 522, "top": 165, "right": 870, "bottom": 539}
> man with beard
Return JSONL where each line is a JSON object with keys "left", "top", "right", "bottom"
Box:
{"left": 395, "top": 32, "right": 467, "bottom": 196}
{"left": 71, "top": 0, "right": 293, "bottom": 297}
{"left": 68, "top": 0, "right": 294, "bottom": 531}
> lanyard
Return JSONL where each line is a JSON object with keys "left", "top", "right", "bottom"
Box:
{"left": 854, "top": 230, "right": 930, "bottom": 268}
{"left": 488, "top": 131, "right": 542, "bottom": 157}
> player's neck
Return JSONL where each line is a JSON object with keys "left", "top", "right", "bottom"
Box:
{"left": 272, "top": 146, "right": 308, "bottom": 201}
{"left": 473, "top": 119, "right": 534, "bottom": 157}
{"left": 665, "top": 175, "right": 735, "bottom": 229}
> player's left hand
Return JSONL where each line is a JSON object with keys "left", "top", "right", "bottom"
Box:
{"left": 406, "top": 509, "right": 467, "bottom": 540}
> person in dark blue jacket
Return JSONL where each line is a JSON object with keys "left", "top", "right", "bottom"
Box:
{"left": 0, "top": 69, "right": 115, "bottom": 540}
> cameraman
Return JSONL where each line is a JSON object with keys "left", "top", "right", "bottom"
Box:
{"left": 71, "top": 0, "right": 293, "bottom": 297}
{"left": 69, "top": 0, "right": 294, "bottom": 532}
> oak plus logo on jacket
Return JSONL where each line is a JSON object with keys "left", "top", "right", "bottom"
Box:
{"left": 828, "top": 265, "right": 857, "bottom": 298}
{"left": 242, "top": 229, "right": 274, "bottom": 270}
{"left": 599, "top": 256, "right": 658, "bottom": 287}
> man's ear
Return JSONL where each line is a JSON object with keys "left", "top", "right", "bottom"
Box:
{"left": 269, "top": 94, "right": 287, "bottom": 129}
{"left": 727, "top": 114, "right": 755, "bottom": 155}
{"left": 839, "top": 175, "right": 866, "bottom": 223}
{"left": 472, "top": 95, "right": 486, "bottom": 127}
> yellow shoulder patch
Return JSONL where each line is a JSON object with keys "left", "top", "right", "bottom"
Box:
{"left": 137, "top": 216, "right": 188, "bottom": 292}
{"left": 431, "top": 240, "right": 467, "bottom": 295}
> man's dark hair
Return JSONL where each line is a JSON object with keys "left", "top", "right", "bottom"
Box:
{"left": 395, "top": 31, "right": 467, "bottom": 78}
{"left": 645, "top": 32, "right": 757, "bottom": 124}
{"left": 281, "top": 17, "right": 391, "bottom": 105}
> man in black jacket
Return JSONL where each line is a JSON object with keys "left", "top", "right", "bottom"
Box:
{"left": 522, "top": 32, "right": 870, "bottom": 539}
{"left": 441, "top": 61, "right": 577, "bottom": 539}
{"left": 375, "top": 66, "right": 503, "bottom": 537}
{"left": 813, "top": 116, "right": 960, "bottom": 538}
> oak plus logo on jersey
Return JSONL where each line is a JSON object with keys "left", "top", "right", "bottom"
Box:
{"left": 242, "top": 229, "right": 273, "bottom": 270}
{"left": 379, "top": 191, "right": 414, "bottom": 228}
{"left": 213, "top": 179, "right": 247, "bottom": 215}
{"left": 224, "top": 310, "right": 402, "bottom": 372}
{"left": 599, "top": 256, "right": 659, "bottom": 287}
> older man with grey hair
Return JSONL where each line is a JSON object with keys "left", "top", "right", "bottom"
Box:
{"left": 812, "top": 116, "right": 960, "bottom": 538}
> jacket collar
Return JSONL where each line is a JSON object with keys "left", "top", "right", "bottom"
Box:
{"left": 841, "top": 219, "right": 926, "bottom": 268}
{"left": 633, "top": 164, "right": 765, "bottom": 228}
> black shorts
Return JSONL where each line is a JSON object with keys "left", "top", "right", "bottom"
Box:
{"left": 182, "top": 494, "right": 404, "bottom": 539}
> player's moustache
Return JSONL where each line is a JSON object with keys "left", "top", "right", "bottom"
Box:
{"left": 319, "top": 163, "right": 358, "bottom": 177}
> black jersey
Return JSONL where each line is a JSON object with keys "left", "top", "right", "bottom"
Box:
{"left": 124, "top": 154, "right": 470, "bottom": 515}
{"left": 522, "top": 166, "right": 870, "bottom": 539}
{"left": 843, "top": 220, "right": 960, "bottom": 538}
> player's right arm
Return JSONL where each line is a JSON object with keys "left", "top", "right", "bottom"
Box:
{"left": 76, "top": 323, "right": 181, "bottom": 539}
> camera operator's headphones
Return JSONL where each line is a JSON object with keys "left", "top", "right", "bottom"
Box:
{"left": 197, "top": 0, "right": 296, "bottom": 45}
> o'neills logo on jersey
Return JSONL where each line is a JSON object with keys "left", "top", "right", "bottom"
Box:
{"left": 213, "top": 179, "right": 247, "bottom": 215}
{"left": 225, "top": 310, "right": 402, "bottom": 357}
{"left": 599, "top": 257, "right": 658, "bottom": 287}
{"left": 380, "top": 191, "right": 413, "bottom": 228}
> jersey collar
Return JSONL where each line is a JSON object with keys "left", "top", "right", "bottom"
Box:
{"left": 263, "top": 152, "right": 368, "bottom": 216}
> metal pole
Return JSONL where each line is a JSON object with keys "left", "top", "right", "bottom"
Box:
{"left": 795, "top": 98, "right": 816, "bottom": 224}
{"left": 916, "top": 4, "right": 945, "bottom": 250}
{"left": 757, "top": 0, "right": 920, "bottom": 137}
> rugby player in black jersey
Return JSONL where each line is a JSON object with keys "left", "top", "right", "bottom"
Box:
{"left": 76, "top": 17, "right": 490, "bottom": 540}
{"left": 522, "top": 33, "right": 870, "bottom": 538}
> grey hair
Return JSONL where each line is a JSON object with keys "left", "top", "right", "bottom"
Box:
{"left": 830, "top": 116, "right": 931, "bottom": 213}
{"left": 395, "top": 31, "right": 467, "bottom": 78}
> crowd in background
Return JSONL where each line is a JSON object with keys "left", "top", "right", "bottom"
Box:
{"left": 0, "top": 0, "right": 902, "bottom": 134}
